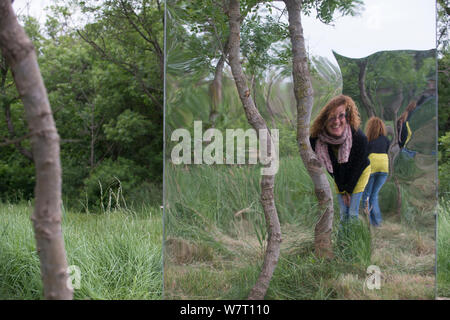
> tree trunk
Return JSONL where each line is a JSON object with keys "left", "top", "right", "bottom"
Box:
{"left": 265, "top": 78, "right": 277, "bottom": 128}
{"left": 387, "top": 88, "right": 404, "bottom": 216}
{"left": 358, "top": 59, "right": 376, "bottom": 119}
{"left": 0, "top": 0, "right": 72, "bottom": 300}
{"left": 284, "top": 0, "right": 334, "bottom": 259}
{"left": 209, "top": 38, "right": 229, "bottom": 127}
{"left": 89, "top": 100, "right": 96, "bottom": 169}
{"left": 226, "top": 0, "right": 282, "bottom": 300}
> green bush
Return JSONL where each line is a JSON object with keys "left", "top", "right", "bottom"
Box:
{"left": 0, "top": 159, "right": 35, "bottom": 202}
{"left": 81, "top": 157, "right": 147, "bottom": 212}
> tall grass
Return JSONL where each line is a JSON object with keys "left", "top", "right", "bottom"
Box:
{"left": 164, "top": 155, "right": 435, "bottom": 300}
{"left": 0, "top": 202, "right": 163, "bottom": 300}
{"left": 165, "top": 156, "right": 326, "bottom": 236}
{"left": 438, "top": 199, "right": 450, "bottom": 297}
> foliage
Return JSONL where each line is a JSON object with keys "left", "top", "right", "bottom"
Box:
{"left": 0, "top": 157, "right": 34, "bottom": 202}
{"left": 81, "top": 157, "right": 147, "bottom": 211}
{"left": 437, "top": 0, "right": 450, "bottom": 53}
{"left": 240, "top": 13, "right": 290, "bottom": 76}
{"left": 336, "top": 49, "right": 436, "bottom": 123}
{"left": 0, "top": 2, "right": 163, "bottom": 209}
{"left": 438, "top": 50, "right": 450, "bottom": 137}
{"left": 104, "top": 109, "right": 153, "bottom": 144}
{"left": 439, "top": 131, "right": 450, "bottom": 196}
{"left": 302, "top": 0, "right": 363, "bottom": 24}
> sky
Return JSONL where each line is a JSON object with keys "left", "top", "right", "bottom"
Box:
{"left": 12, "top": 0, "right": 436, "bottom": 64}
{"left": 300, "top": 0, "right": 436, "bottom": 62}
{"left": 12, "top": 0, "right": 49, "bottom": 24}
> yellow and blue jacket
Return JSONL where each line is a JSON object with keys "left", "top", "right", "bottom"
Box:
{"left": 367, "top": 135, "right": 390, "bottom": 174}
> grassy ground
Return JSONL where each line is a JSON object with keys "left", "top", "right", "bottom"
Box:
{"left": 164, "top": 156, "right": 436, "bottom": 300}
{"left": 0, "top": 202, "right": 163, "bottom": 299}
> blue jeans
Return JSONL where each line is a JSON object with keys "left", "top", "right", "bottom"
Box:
{"left": 337, "top": 192, "right": 363, "bottom": 223}
{"left": 362, "top": 172, "right": 388, "bottom": 226}
{"left": 401, "top": 148, "right": 416, "bottom": 159}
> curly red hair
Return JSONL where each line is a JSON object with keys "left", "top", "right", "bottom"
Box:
{"left": 310, "top": 94, "right": 361, "bottom": 138}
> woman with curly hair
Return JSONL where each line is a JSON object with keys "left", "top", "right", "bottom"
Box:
{"left": 310, "top": 94, "right": 371, "bottom": 223}
{"left": 363, "top": 117, "right": 391, "bottom": 227}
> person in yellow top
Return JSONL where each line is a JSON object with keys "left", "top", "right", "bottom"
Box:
{"left": 362, "top": 117, "right": 391, "bottom": 227}
{"left": 310, "top": 95, "right": 371, "bottom": 223}
{"left": 397, "top": 100, "right": 418, "bottom": 158}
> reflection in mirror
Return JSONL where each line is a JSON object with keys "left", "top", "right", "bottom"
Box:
{"left": 164, "top": 0, "right": 437, "bottom": 300}
{"left": 335, "top": 49, "right": 436, "bottom": 213}
{"left": 335, "top": 49, "right": 437, "bottom": 296}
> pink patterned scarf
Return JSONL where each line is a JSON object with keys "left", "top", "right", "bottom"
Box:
{"left": 315, "top": 124, "right": 352, "bottom": 173}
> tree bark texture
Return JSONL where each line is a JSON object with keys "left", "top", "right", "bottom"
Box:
{"left": 209, "top": 38, "right": 230, "bottom": 127}
{"left": 358, "top": 59, "right": 376, "bottom": 119}
{"left": 284, "top": 0, "right": 334, "bottom": 259}
{"left": 226, "top": 0, "right": 282, "bottom": 300}
{"left": 0, "top": 0, "right": 72, "bottom": 299}
{"left": 387, "top": 88, "right": 404, "bottom": 215}
{"left": 387, "top": 88, "right": 404, "bottom": 179}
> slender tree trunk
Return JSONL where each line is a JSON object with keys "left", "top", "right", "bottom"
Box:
{"left": 90, "top": 102, "right": 95, "bottom": 169}
{"left": 226, "top": 0, "right": 281, "bottom": 300}
{"left": 284, "top": 0, "right": 334, "bottom": 258}
{"left": 265, "top": 78, "right": 277, "bottom": 128}
{"left": 387, "top": 88, "right": 404, "bottom": 215}
{"left": 209, "top": 39, "right": 229, "bottom": 127}
{"left": 358, "top": 59, "right": 376, "bottom": 118}
{"left": 0, "top": 0, "right": 72, "bottom": 300}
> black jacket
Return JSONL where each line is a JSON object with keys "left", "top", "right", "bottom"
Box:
{"left": 367, "top": 135, "right": 390, "bottom": 154}
{"left": 310, "top": 128, "right": 370, "bottom": 194}
{"left": 398, "top": 122, "right": 410, "bottom": 148}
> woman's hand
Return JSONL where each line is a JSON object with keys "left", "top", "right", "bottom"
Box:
{"left": 343, "top": 193, "right": 351, "bottom": 207}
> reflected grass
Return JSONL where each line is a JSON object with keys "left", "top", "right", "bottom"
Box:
{"left": 164, "top": 156, "right": 436, "bottom": 300}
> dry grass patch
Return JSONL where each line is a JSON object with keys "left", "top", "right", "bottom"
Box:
{"left": 165, "top": 237, "right": 215, "bottom": 265}
{"left": 332, "top": 272, "right": 434, "bottom": 300}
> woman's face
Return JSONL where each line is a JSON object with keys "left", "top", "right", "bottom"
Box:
{"left": 325, "top": 105, "right": 347, "bottom": 137}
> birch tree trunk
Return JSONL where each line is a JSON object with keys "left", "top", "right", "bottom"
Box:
{"left": 0, "top": 0, "right": 73, "bottom": 300}
{"left": 226, "top": 0, "right": 282, "bottom": 300}
{"left": 284, "top": 0, "right": 334, "bottom": 259}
